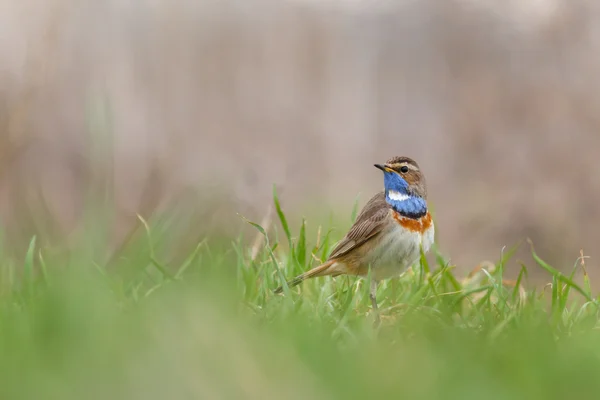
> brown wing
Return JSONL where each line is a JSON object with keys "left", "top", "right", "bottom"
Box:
{"left": 327, "top": 191, "right": 390, "bottom": 260}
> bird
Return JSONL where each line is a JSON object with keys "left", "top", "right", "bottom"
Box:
{"left": 274, "top": 156, "right": 435, "bottom": 321}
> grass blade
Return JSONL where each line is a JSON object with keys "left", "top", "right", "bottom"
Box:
{"left": 273, "top": 185, "right": 292, "bottom": 251}
{"left": 241, "top": 214, "right": 290, "bottom": 297}
{"left": 296, "top": 218, "right": 307, "bottom": 267}
{"left": 24, "top": 236, "right": 37, "bottom": 300}
{"left": 529, "top": 240, "right": 594, "bottom": 303}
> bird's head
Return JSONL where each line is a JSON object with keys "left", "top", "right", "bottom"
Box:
{"left": 374, "top": 156, "right": 428, "bottom": 216}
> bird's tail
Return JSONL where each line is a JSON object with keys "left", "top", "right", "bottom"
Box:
{"left": 274, "top": 260, "right": 336, "bottom": 294}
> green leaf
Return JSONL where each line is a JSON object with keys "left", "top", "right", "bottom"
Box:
{"left": 511, "top": 264, "right": 528, "bottom": 304}
{"left": 241, "top": 214, "right": 290, "bottom": 298}
{"left": 273, "top": 185, "right": 292, "bottom": 251}
{"left": 24, "top": 236, "right": 37, "bottom": 299}
{"left": 529, "top": 240, "right": 594, "bottom": 303}
{"left": 296, "top": 218, "right": 307, "bottom": 267}
{"left": 175, "top": 239, "right": 206, "bottom": 279}
{"left": 320, "top": 228, "right": 333, "bottom": 261}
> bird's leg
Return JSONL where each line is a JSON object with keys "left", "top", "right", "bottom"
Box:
{"left": 370, "top": 279, "right": 380, "bottom": 327}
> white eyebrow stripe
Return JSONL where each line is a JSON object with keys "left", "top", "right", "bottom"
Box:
{"left": 400, "top": 163, "right": 418, "bottom": 170}
{"left": 390, "top": 162, "right": 418, "bottom": 171}
{"left": 388, "top": 190, "right": 410, "bottom": 202}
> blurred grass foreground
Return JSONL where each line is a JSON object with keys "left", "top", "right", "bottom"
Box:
{"left": 3, "top": 1, "right": 600, "bottom": 399}
{"left": 0, "top": 191, "right": 598, "bottom": 400}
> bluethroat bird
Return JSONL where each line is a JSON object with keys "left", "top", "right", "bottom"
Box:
{"left": 274, "top": 156, "right": 434, "bottom": 318}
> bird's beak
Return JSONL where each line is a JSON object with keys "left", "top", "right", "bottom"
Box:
{"left": 374, "top": 164, "right": 393, "bottom": 173}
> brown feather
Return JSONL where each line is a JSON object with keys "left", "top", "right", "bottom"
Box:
{"left": 273, "top": 192, "right": 390, "bottom": 294}
{"left": 273, "top": 260, "right": 336, "bottom": 294}
{"left": 327, "top": 192, "right": 390, "bottom": 260}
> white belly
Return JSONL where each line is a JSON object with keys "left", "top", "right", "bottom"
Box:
{"left": 363, "top": 222, "right": 435, "bottom": 281}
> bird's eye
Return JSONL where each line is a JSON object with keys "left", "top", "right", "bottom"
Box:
{"left": 400, "top": 166, "right": 409, "bottom": 173}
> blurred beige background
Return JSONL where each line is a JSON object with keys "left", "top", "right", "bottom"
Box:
{"left": 0, "top": 0, "right": 599, "bottom": 277}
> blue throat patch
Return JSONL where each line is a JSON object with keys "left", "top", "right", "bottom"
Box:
{"left": 386, "top": 195, "right": 427, "bottom": 218}
{"left": 383, "top": 172, "right": 427, "bottom": 218}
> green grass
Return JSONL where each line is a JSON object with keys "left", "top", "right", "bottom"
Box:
{"left": 0, "top": 191, "right": 599, "bottom": 400}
